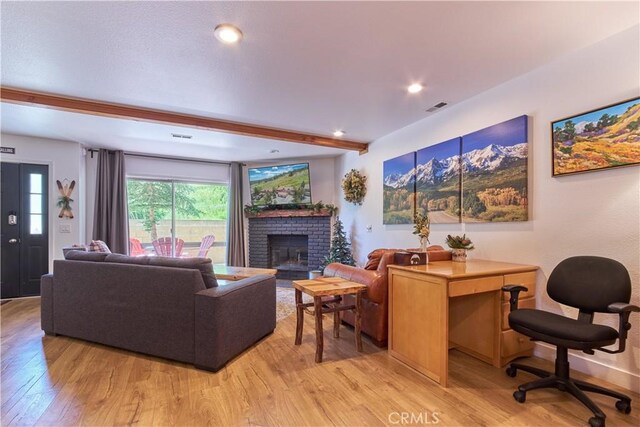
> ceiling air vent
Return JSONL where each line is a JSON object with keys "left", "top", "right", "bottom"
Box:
{"left": 426, "top": 102, "right": 448, "bottom": 113}
{"left": 171, "top": 133, "right": 193, "bottom": 139}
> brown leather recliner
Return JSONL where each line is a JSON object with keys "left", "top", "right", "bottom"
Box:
{"left": 323, "top": 246, "right": 452, "bottom": 347}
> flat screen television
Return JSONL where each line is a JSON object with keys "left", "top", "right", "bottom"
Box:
{"left": 248, "top": 163, "right": 312, "bottom": 206}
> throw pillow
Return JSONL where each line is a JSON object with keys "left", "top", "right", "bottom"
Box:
{"left": 89, "top": 240, "right": 112, "bottom": 253}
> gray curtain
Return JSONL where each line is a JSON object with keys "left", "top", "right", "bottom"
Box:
{"left": 93, "top": 149, "right": 129, "bottom": 254}
{"left": 226, "top": 162, "right": 246, "bottom": 266}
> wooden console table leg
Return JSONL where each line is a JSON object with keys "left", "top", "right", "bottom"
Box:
{"left": 355, "top": 290, "right": 363, "bottom": 352}
{"left": 295, "top": 288, "right": 303, "bottom": 345}
{"left": 314, "top": 296, "right": 324, "bottom": 363}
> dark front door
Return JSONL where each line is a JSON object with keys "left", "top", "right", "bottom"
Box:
{"left": 1, "top": 162, "right": 49, "bottom": 298}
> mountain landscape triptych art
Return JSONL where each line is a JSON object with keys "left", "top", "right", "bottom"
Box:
{"left": 383, "top": 115, "right": 528, "bottom": 224}
{"left": 383, "top": 152, "right": 416, "bottom": 224}
{"left": 461, "top": 116, "right": 528, "bottom": 222}
{"left": 415, "top": 137, "right": 461, "bottom": 224}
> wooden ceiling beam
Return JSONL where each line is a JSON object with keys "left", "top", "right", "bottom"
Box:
{"left": 0, "top": 87, "right": 369, "bottom": 153}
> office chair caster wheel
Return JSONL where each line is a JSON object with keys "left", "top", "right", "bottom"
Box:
{"left": 513, "top": 390, "right": 526, "bottom": 403}
{"left": 588, "top": 416, "right": 605, "bottom": 427}
{"left": 615, "top": 399, "right": 631, "bottom": 414}
{"left": 506, "top": 366, "right": 517, "bottom": 377}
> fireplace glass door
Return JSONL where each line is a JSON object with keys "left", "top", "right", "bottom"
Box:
{"left": 268, "top": 235, "right": 308, "bottom": 277}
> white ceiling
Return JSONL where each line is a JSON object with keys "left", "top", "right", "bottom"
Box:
{"left": 1, "top": 1, "right": 638, "bottom": 161}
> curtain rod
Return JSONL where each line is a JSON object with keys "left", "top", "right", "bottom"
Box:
{"left": 86, "top": 148, "right": 245, "bottom": 166}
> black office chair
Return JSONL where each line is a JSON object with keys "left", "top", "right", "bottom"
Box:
{"left": 503, "top": 256, "right": 639, "bottom": 427}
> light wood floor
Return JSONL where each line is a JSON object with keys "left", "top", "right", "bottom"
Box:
{"left": 1, "top": 298, "right": 638, "bottom": 426}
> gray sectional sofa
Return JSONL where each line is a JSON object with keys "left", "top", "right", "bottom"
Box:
{"left": 41, "top": 251, "right": 276, "bottom": 371}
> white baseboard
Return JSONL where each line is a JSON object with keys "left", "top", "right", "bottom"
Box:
{"left": 533, "top": 343, "right": 640, "bottom": 393}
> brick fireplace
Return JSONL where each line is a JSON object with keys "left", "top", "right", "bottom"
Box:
{"left": 247, "top": 210, "right": 332, "bottom": 280}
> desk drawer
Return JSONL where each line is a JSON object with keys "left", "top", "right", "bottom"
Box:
{"left": 501, "top": 297, "right": 535, "bottom": 330}
{"left": 501, "top": 329, "right": 534, "bottom": 357}
{"left": 449, "top": 276, "right": 503, "bottom": 297}
{"left": 502, "top": 272, "right": 536, "bottom": 300}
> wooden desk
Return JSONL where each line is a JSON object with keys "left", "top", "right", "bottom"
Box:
{"left": 214, "top": 266, "right": 277, "bottom": 281}
{"left": 388, "top": 259, "right": 538, "bottom": 387}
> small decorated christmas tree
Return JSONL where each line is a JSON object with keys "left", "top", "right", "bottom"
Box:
{"left": 321, "top": 216, "right": 355, "bottom": 269}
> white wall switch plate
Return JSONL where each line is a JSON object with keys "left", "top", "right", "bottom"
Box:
{"left": 59, "top": 224, "right": 71, "bottom": 233}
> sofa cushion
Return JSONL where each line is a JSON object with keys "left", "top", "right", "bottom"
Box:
{"left": 149, "top": 256, "right": 218, "bottom": 288}
{"left": 105, "top": 254, "right": 152, "bottom": 265}
{"left": 364, "top": 248, "right": 403, "bottom": 270}
{"left": 63, "top": 245, "right": 87, "bottom": 258}
{"left": 364, "top": 249, "right": 386, "bottom": 270}
{"left": 426, "top": 247, "right": 452, "bottom": 262}
{"left": 65, "top": 251, "right": 109, "bottom": 262}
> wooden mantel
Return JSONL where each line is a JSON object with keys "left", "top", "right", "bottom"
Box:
{"left": 245, "top": 209, "right": 333, "bottom": 219}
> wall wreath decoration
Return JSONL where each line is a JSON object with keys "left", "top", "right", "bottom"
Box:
{"left": 341, "top": 169, "right": 367, "bottom": 205}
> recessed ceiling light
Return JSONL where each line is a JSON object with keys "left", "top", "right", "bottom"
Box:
{"left": 214, "top": 24, "right": 243, "bottom": 44}
{"left": 407, "top": 83, "right": 424, "bottom": 94}
{"left": 333, "top": 130, "right": 345, "bottom": 137}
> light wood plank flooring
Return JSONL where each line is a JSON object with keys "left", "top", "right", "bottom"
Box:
{"left": 2, "top": 298, "right": 638, "bottom": 426}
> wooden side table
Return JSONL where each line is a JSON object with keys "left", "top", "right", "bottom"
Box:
{"left": 292, "top": 277, "right": 367, "bottom": 362}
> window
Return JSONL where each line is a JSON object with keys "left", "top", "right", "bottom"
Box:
{"left": 127, "top": 179, "right": 229, "bottom": 264}
{"left": 29, "top": 173, "right": 44, "bottom": 234}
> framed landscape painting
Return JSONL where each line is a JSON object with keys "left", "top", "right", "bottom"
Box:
{"left": 415, "top": 137, "right": 461, "bottom": 223}
{"left": 552, "top": 97, "right": 640, "bottom": 177}
{"left": 461, "top": 115, "right": 528, "bottom": 223}
{"left": 383, "top": 152, "right": 416, "bottom": 224}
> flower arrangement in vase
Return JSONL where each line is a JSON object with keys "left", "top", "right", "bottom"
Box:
{"left": 413, "top": 209, "right": 431, "bottom": 252}
{"left": 445, "top": 234, "right": 474, "bottom": 262}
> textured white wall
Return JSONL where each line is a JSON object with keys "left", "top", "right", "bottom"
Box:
{"left": 0, "top": 134, "right": 85, "bottom": 269}
{"left": 335, "top": 26, "right": 640, "bottom": 390}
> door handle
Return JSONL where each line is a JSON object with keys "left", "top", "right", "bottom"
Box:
{"left": 8, "top": 238, "right": 19, "bottom": 244}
